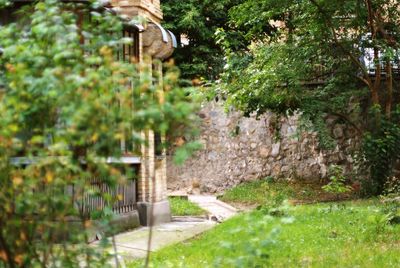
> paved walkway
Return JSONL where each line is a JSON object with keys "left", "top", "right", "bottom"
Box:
{"left": 188, "top": 195, "right": 238, "bottom": 221}
{"left": 99, "top": 195, "right": 238, "bottom": 265}
{"left": 110, "top": 218, "right": 215, "bottom": 262}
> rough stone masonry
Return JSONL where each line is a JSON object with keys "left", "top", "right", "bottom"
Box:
{"left": 167, "top": 101, "right": 359, "bottom": 194}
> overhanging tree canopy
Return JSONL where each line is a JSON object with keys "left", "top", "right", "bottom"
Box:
{"left": 217, "top": 0, "right": 400, "bottom": 195}
{"left": 219, "top": 0, "right": 400, "bottom": 119}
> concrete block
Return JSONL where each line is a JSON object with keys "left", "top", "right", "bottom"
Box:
{"left": 137, "top": 200, "right": 171, "bottom": 226}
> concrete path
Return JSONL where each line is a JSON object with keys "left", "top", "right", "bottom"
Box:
{"left": 98, "top": 196, "right": 238, "bottom": 265}
{"left": 100, "top": 218, "right": 215, "bottom": 263}
{"left": 188, "top": 195, "right": 238, "bottom": 221}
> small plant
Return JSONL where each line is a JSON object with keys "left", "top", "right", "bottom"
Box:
{"left": 260, "top": 199, "right": 293, "bottom": 218}
{"left": 269, "top": 114, "right": 282, "bottom": 142}
{"left": 322, "top": 165, "right": 352, "bottom": 200}
{"left": 229, "top": 125, "right": 241, "bottom": 137}
{"left": 384, "top": 176, "right": 400, "bottom": 196}
{"left": 380, "top": 194, "right": 400, "bottom": 225}
{"left": 367, "top": 213, "right": 391, "bottom": 234}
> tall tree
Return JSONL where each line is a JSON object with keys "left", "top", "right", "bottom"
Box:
{"left": 162, "top": 0, "right": 246, "bottom": 82}
{"left": 218, "top": 0, "right": 400, "bottom": 195}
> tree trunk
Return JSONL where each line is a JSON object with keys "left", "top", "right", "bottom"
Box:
{"left": 385, "top": 61, "right": 393, "bottom": 118}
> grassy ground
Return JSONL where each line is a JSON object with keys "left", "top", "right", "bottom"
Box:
{"left": 130, "top": 181, "right": 399, "bottom": 267}
{"left": 219, "top": 178, "right": 354, "bottom": 207}
{"left": 169, "top": 197, "right": 205, "bottom": 216}
{"left": 130, "top": 199, "right": 400, "bottom": 267}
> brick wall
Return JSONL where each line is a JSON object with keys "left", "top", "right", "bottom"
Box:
{"left": 111, "top": 0, "right": 169, "bottom": 206}
{"left": 111, "top": 0, "right": 163, "bottom": 22}
{"left": 138, "top": 130, "right": 168, "bottom": 203}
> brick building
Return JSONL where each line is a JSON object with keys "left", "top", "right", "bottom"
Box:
{"left": 111, "top": 0, "right": 176, "bottom": 227}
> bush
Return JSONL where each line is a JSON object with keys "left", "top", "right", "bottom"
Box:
{"left": 322, "top": 165, "right": 352, "bottom": 200}
{"left": 0, "top": 1, "right": 197, "bottom": 266}
{"left": 360, "top": 106, "right": 400, "bottom": 196}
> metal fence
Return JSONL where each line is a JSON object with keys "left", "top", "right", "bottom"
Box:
{"left": 11, "top": 157, "right": 139, "bottom": 217}
{"left": 72, "top": 178, "right": 137, "bottom": 217}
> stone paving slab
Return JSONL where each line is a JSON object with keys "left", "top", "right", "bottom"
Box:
{"left": 188, "top": 195, "right": 238, "bottom": 220}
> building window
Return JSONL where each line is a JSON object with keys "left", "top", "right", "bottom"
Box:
{"left": 117, "top": 27, "right": 140, "bottom": 63}
{"left": 151, "top": 61, "right": 163, "bottom": 157}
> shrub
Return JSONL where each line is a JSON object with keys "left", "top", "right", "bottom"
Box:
{"left": 360, "top": 106, "right": 400, "bottom": 196}
{"left": 322, "top": 165, "right": 352, "bottom": 200}
{"left": 0, "top": 1, "right": 197, "bottom": 266}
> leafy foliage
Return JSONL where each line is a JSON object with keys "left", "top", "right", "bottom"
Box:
{"left": 218, "top": 0, "right": 375, "bottom": 116}
{"left": 322, "top": 165, "right": 352, "bottom": 198}
{"left": 0, "top": 1, "right": 197, "bottom": 266}
{"left": 216, "top": 0, "right": 400, "bottom": 194}
{"left": 361, "top": 107, "right": 400, "bottom": 195}
{"left": 163, "top": 0, "right": 400, "bottom": 195}
{"left": 161, "top": 0, "right": 248, "bottom": 81}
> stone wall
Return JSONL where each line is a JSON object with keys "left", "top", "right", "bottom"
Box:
{"left": 167, "top": 101, "right": 359, "bottom": 193}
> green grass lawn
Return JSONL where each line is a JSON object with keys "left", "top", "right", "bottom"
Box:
{"left": 219, "top": 179, "right": 296, "bottom": 205}
{"left": 169, "top": 197, "right": 206, "bottom": 216}
{"left": 132, "top": 180, "right": 399, "bottom": 267}
{"left": 219, "top": 178, "right": 353, "bottom": 206}
{"left": 130, "top": 200, "right": 400, "bottom": 267}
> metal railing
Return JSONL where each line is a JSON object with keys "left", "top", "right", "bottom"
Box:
{"left": 11, "top": 157, "right": 139, "bottom": 217}
{"left": 72, "top": 177, "right": 137, "bottom": 216}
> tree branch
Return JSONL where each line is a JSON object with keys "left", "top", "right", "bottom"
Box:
{"left": 308, "top": 0, "right": 374, "bottom": 90}
{"left": 385, "top": 61, "right": 393, "bottom": 117}
{"left": 365, "top": 0, "right": 375, "bottom": 37}
{"left": 330, "top": 112, "right": 363, "bottom": 136}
